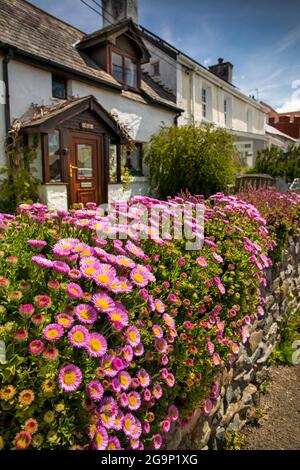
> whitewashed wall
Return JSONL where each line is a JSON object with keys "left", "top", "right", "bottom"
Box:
{"left": 69, "top": 80, "right": 175, "bottom": 142}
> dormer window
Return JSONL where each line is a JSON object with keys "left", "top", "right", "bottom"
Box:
{"left": 111, "top": 50, "right": 138, "bottom": 89}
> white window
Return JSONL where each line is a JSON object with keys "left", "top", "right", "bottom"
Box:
{"left": 151, "top": 61, "right": 160, "bottom": 76}
{"left": 202, "top": 88, "right": 207, "bottom": 118}
{"left": 223, "top": 96, "right": 232, "bottom": 127}
{"left": 246, "top": 109, "right": 253, "bottom": 132}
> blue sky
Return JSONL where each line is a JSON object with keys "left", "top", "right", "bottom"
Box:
{"left": 29, "top": 0, "right": 300, "bottom": 111}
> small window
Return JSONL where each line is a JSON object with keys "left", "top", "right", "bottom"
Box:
{"left": 111, "top": 51, "right": 138, "bottom": 88}
{"left": 48, "top": 130, "right": 62, "bottom": 182}
{"left": 202, "top": 88, "right": 207, "bottom": 118}
{"left": 152, "top": 61, "right": 160, "bottom": 76}
{"left": 224, "top": 99, "right": 228, "bottom": 126}
{"left": 52, "top": 76, "right": 67, "bottom": 99}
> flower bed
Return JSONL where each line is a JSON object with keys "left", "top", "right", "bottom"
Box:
{"left": 0, "top": 192, "right": 299, "bottom": 450}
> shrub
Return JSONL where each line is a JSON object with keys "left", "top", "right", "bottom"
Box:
{"left": 251, "top": 144, "right": 300, "bottom": 181}
{"left": 145, "top": 123, "right": 239, "bottom": 198}
{"left": 0, "top": 191, "right": 298, "bottom": 450}
{"left": 0, "top": 132, "right": 40, "bottom": 214}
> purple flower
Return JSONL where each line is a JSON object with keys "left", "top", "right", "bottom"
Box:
{"left": 58, "top": 364, "right": 82, "bottom": 392}
{"left": 66, "top": 282, "right": 83, "bottom": 299}
{"left": 87, "top": 380, "right": 104, "bottom": 401}
{"left": 127, "top": 391, "right": 141, "bottom": 410}
{"left": 68, "top": 325, "right": 89, "bottom": 348}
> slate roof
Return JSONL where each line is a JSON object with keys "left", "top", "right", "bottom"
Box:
{"left": 0, "top": 0, "right": 179, "bottom": 111}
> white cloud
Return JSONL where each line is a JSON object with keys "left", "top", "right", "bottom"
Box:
{"left": 276, "top": 81, "right": 300, "bottom": 112}
{"left": 275, "top": 26, "right": 300, "bottom": 53}
{"left": 203, "top": 57, "right": 211, "bottom": 66}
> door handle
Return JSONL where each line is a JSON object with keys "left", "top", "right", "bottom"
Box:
{"left": 69, "top": 164, "right": 78, "bottom": 179}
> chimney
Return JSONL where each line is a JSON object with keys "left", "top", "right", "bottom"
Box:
{"left": 209, "top": 57, "right": 233, "bottom": 83}
{"left": 102, "top": 0, "right": 138, "bottom": 27}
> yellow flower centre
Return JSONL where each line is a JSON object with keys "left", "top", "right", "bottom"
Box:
{"left": 124, "top": 418, "right": 132, "bottom": 431}
{"left": 63, "top": 371, "right": 76, "bottom": 386}
{"left": 129, "top": 331, "right": 137, "bottom": 342}
{"left": 95, "top": 432, "right": 103, "bottom": 447}
{"left": 89, "top": 338, "right": 101, "bottom": 352}
{"left": 84, "top": 267, "right": 96, "bottom": 276}
{"left": 107, "top": 442, "right": 117, "bottom": 450}
{"left": 129, "top": 396, "right": 137, "bottom": 406}
{"left": 47, "top": 329, "right": 59, "bottom": 338}
{"left": 79, "top": 309, "right": 90, "bottom": 320}
{"left": 111, "top": 313, "right": 122, "bottom": 322}
{"left": 119, "top": 259, "right": 130, "bottom": 266}
{"left": 73, "top": 331, "right": 85, "bottom": 343}
{"left": 133, "top": 273, "right": 144, "bottom": 283}
{"left": 96, "top": 299, "right": 108, "bottom": 309}
{"left": 97, "top": 274, "right": 110, "bottom": 284}
{"left": 59, "top": 318, "right": 70, "bottom": 326}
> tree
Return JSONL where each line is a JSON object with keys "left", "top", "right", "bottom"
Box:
{"left": 145, "top": 123, "right": 239, "bottom": 198}
{"left": 252, "top": 144, "right": 300, "bottom": 181}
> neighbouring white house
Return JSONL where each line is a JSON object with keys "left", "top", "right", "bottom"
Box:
{"left": 0, "top": 0, "right": 182, "bottom": 210}
{"left": 265, "top": 124, "right": 298, "bottom": 151}
{"left": 139, "top": 29, "right": 269, "bottom": 168}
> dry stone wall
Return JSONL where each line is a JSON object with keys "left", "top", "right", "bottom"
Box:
{"left": 166, "top": 234, "right": 300, "bottom": 450}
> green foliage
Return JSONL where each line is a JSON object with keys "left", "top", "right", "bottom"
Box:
{"left": 0, "top": 132, "right": 40, "bottom": 213}
{"left": 145, "top": 123, "right": 239, "bottom": 198}
{"left": 247, "top": 407, "right": 267, "bottom": 426}
{"left": 258, "top": 379, "right": 271, "bottom": 395}
{"left": 224, "top": 430, "right": 246, "bottom": 450}
{"left": 268, "top": 308, "right": 300, "bottom": 365}
{"left": 252, "top": 144, "right": 300, "bottom": 181}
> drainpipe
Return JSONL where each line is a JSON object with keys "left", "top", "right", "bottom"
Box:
{"left": 174, "top": 111, "right": 182, "bottom": 127}
{"left": 2, "top": 47, "right": 13, "bottom": 135}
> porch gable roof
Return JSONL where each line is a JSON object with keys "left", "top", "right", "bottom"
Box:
{"left": 16, "top": 95, "right": 129, "bottom": 144}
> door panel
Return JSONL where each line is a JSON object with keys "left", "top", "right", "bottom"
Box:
{"left": 69, "top": 133, "right": 103, "bottom": 206}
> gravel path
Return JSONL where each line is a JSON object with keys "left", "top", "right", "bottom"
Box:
{"left": 243, "top": 365, "right": 300, "bottom": 450}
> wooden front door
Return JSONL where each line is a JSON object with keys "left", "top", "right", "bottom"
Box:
{"left": 69, "top": 132, "right": 103, "bottom": 205}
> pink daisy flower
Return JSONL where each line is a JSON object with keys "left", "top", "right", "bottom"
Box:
{"left": 133, "top": 343, "right": 144, "bottom": 357}
{"left": 93, "top": 426, "right": 108, "bottom": 450}
{"left": 143, "top": 388, "right": 152, "bottom": 402}
{"left": 66, "top": 283, "right": 83, "bottom": 299}
{"left": 28, "top": 239, "right": 47, "bottom": 248}
{"left": 127, "top": 391, "right": 141, "bottom": 411}
{"left": 152, "top": 384, "right": 163, "bottom": 399}
{"left": 202, "top": 398, "right": 212, "bottom": 415}
{"left": 118, "top": 392, "right": 129, "bottom": 407}
{"left": 107, "top": 304, "right": 129, "bottom": 330}
{"left": 43, "top": 324, "right": 64, "bottom": 342}
{"left": 163, "top": 313, "right": 175, "bottom": 328}
{"left": 34, "top": 295, "right": 52, "bottom": 309}
{"left": 165, "top": 373, "right": 175, "bottom": 388}
{"left": 126, "top": 326, "right": 140, "bottom": 347}
{"left": 29, "top": 339, "right": 44, "bottom": 355}
{"left": 118, "top": 371, "right": 132, "bottom": 390}
{"left": 68, "top": 325, "right": 89, "bottom": 348}
{"left": 87, "top": 380, "right": 104, "bottom": 401}
{"left": 56, "top": 313, "right": 74, "bottom": 329}
{"left": 52, "top": 260, "right": 70, "bottom": 273}
{"left": 212, "top": 352, "right": 221, "bottom": 366}
{"left": 86, "top": 333, "right": 107, "bottom": 357}
{"left": 19, "top": 304, "right": 34, "bottom": 318}
{"left": 68, "top": 269, "right": 82, "bottom": 280}
{"left": 118, "top": 277, "right": 133, "bottom": 293}
{"left": 113, "top": 410, "right": 124, "bottom": 431}
{"left": 114, "top": 255, "right": 136, "bottom": 269}
{"left": 207, "top": 341, "right": 215, "bottom": 355}
{"left": 32, "top": 255, "right": 53, "bottom": 268}
{"left": 213, "top": 252, "right": 224, "bottom": 263}
{"left": 155, "top": 338, "right": 168, "bottom": 354}
{"left": 74, "top": 304, "right": 97, "bottom": 324}
{"left": 152, "top": 325, "right": 163, "bottom": 339}
{"left": 92, "top": 292, "right": 115, "bottom": 313}
{"left": 93, "top": 265, "right": 116, "bottom": 288}
{"left": 152, "top": 434, "right": 162, "bottom": 450}
{"left": 122, "top": 413, "right": 136, "bottom": 437}
{"left": 122, "top": 345, "right": 133, "bottom": 363}
{"left": 137, "top": 369, "right": 151, "bottom": 388}
{"left": 196, "top": 256, "right": 207, "bottom": 267}
{"left": 107, "top": 436, "right": 122, "bottom": 450}
{"left": 154, "top": 299, "right": 165, "bottom": 313}
{"left": 161, "top": 419, "right": 171, "bottom": 433}
{"left": 130, "top": 268, "right": 149, "bottom": 287}
{"left": 58, "top": 364, "right": 82, "bottom": 392}
{"left": 168, "top": 405, "right": 179, "bottom": 421}
{"left": 125, "top": 241, "right": 145, "bottom": 259}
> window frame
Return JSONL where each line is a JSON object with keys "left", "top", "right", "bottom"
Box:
{"left": 109, "top": 46, "right": 141, "bottom": 90}
{"left": 52, "top": 75, "right": 67, "bottom": 100}
{"left": 42, "top": 129, "right": 66, "bottom": 183}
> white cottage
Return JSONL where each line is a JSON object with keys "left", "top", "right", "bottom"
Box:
{"left": 0, "top": 0, "right": 181, "bottom": 210}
